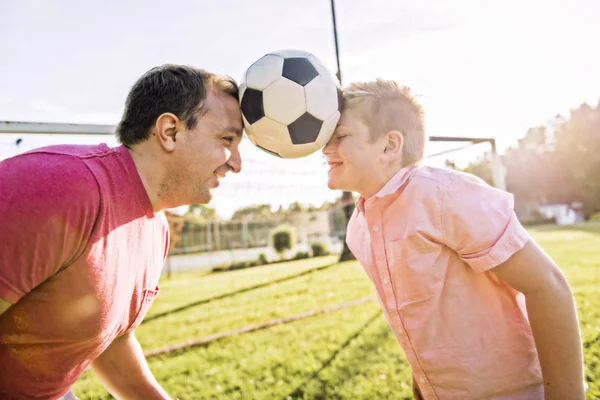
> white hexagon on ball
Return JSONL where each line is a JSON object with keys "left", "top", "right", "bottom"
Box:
{"left": 250, "top": 117, "right": 291, "bottom": 158}
{"left": 263, "top": 78, "right": 306, "bottom": 125}
{"left": 245, "top": 54, "right": 284, "bottom": 90}
{"left": 308, "top": 54, "right": 339, "bottom": 88}
{"left": 284, "top": 142, "right": 323, "bottom": 159}
{"left": 238, "top": 82, "right": 247, "bottom": 104}
{"left": 305, "top": 75, "right": 340, "bottom": 120}
{"left": 314, "top": 110, "right": 340, "bottom": 149}
{"left": 270, "top": 49, "right": 311, "bottom": 59}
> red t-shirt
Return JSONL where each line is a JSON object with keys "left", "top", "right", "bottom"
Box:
{"left": 0, "top": 144, "right": 169, "bottom": 400}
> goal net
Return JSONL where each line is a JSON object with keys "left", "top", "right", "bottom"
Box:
{"left": 1, "top": 122, "right": 505, "bottom": 273}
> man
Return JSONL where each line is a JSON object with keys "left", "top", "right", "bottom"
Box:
{"left": 0, "top": 64, "right": 243, "bottom": 399}
{"left": 322, "top": 78, "right": 586, "bottom": 399}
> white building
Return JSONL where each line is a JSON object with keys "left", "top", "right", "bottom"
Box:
{"left": 538, "top": 204, "right": 584, "bottom": 225}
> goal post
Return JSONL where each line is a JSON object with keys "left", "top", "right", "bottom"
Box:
{"left": 429, "top": 136, "right": 506, "bottom": 191}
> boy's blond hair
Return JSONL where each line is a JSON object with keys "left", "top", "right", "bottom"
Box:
{"left": 343, "top": 79, "right": 426, "bottom": 167}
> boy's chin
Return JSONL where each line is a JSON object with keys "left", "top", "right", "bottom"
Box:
{"left": 327, "top": 179, "right": 345, "bottom": 192}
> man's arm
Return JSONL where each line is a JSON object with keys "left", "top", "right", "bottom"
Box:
{"left": 91, "top": 331, "right": 172, "bottom": 400}
{"left": 492, "top": 240, "right": 585, "bottom": 400}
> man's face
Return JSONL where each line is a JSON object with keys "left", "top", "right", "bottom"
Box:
{"left": 322, "top": 107, "right": 385, "bottom": 197}
{"left": 167, "top": 90, "right": 243, "bottom": 205}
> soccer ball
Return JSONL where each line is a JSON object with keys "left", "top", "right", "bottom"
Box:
{"left": 239, "top": 50, "right": 342, "bottom": 159}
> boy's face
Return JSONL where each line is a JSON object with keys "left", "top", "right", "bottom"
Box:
{"left": 322, "top": 107, "right": 387, "bottom": 197}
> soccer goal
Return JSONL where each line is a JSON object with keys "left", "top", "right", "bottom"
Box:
{"left": 1, "top": 121, "right": 507, "bottom": 272}
{"left": 426, "top": 135, "right": 506, "bottom": 191}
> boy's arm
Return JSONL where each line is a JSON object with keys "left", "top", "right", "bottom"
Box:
{"left": 412, "top": 374, "right": 424, "bottom": 400}
{"left": 492, "top": 240, "right": 585, "bottom": 400}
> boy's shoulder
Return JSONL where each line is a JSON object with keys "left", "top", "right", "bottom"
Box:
{"left": 407, "top": 166, "right": 490, "bottom": 196}
{"left": 410, "top": 166, "right": 486, "bottom": 188}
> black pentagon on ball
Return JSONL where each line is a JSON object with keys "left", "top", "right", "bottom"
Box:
{"left": 282, "top": 58, "right": 319, "bottom": 86}
{"left": 240, "top": 88, "right": 265, "bottom": 124}
{"left": 288, "top": 113, "right": 323, "bottom": 145}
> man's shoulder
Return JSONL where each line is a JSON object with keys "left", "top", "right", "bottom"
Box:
{"left": 22, "top": 143, "right": 112, "bottom": 160}
{"left": 4, "top": 144, "right": 113, "bottom": 176}
{"left": 1, "top": 144, "right": 103, "bottom": 205}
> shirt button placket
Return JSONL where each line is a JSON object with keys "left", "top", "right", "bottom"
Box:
{"left": 374, "top": 219, "right": 395, "bottom": 316}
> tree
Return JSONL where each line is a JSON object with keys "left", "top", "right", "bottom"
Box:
{"left": 460, "top": 101, "right": 599, "bottom": 220}
{"left": 231, "top": 204, "right": 273, "bottom": 221}
{"left": 553, "top": 102, "right": 600, "bottom": 218}
{"left": 164, "top": 211, "right": 185, "bottom": 278}
{"left": 338, "top": 190, "right": 356, "bottom": 261}
{"left": 463, "top": 153, "right": 494, "bottom": 187}
{"left": 186, "top": 204, "right": 217, "bottom": 220}
{"left": 286, "top": 202, "right": 305, "bottom": 213}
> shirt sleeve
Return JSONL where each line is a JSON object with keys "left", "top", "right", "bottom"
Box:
{"left": 0, "top": 152, "right": 100, "bottom": 303}
{"left": 439, "top": 173, "right": 529, "bottom": 272}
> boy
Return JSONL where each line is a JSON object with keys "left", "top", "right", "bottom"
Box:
{"left": 322, "top": 79, "right": 585, "bottom": 399}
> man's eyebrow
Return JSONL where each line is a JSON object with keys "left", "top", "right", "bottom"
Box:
{"left": 220, "top": 127, "right": 243, "bottom": 137}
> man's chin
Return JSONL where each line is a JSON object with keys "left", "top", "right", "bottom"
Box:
{"left": 193, "top": 191, "right": 212, "bottom": 205}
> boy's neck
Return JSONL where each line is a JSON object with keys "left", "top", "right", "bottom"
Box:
{"left": 361, "top": 163, "right": 411, "bottom": 200}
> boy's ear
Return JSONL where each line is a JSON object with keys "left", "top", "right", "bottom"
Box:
{"left": 381, "top": 130, "right": 404, "bottom": 163}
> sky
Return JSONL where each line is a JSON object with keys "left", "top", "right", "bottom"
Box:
{"left": 1, "top": 0, "right": 599, "bottom": 218}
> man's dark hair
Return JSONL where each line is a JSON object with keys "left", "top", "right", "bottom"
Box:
{"left": 116, "top": 64, "right": 239, "bottom": 146}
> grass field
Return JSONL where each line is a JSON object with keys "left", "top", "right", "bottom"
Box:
{"left": 73, "top": 223, "right": 600, "bottom": 399}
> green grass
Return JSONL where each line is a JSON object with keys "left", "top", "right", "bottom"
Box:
{"left": 73, "top": 223, "right": 600, "bottom": 399}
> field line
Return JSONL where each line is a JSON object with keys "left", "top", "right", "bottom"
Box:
{"left": 144, "top": 297, "right": 376, "bottom": 358}
{"left": 143, "top": 261, "right": 341, "bottom": 324}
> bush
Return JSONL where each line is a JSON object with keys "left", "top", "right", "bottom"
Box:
{"left": 211, "top": 261, "right": 252, "bottom": 273}
{"left": 518, "top": 208, "right": 557, "bottom": 226}
{"left": 519, "top": 215, "right": 557, "bottom": 226}
{"left": 257, "top": 253, "right": 269, "bottom": 265}
{"left": 293, "top": 251, "right": 310, "bottom": 260}
{"left": 211, "top": 254, "right": 270, "bottom": 274}
{"left": 272, "top": 225, "right": 296, "bottom": 258}
{"left": 211, "top": 264, "right": 234, "bottom": 273}
{"left": 229, "top": 261, "right": 249, "bottom": 270}
{"left": 311, "top": 242, "right": 330, "bottom": 257}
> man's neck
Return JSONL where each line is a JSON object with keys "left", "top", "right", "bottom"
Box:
{"left": 125, "top": 145, "right": 166, "bottom": 212}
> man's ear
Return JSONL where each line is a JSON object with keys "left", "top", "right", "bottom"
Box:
{"left": 154, "top": 113, "right": 180, "bottom": 153}
{"left": 381, "top": 130, "right": 404, "bottom": 164}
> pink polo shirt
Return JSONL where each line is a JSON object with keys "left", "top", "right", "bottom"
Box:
{"left": 346, "top": 166, "right": 544, "bottom": 399}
